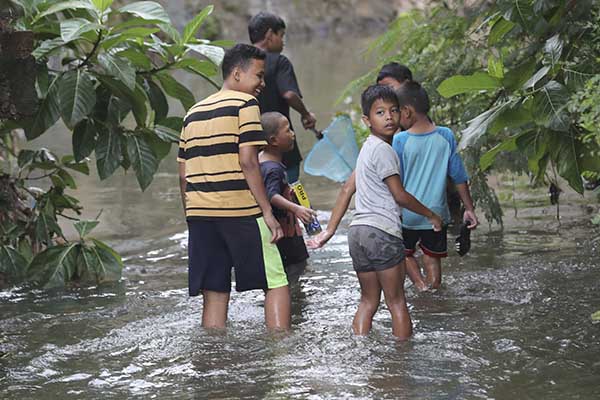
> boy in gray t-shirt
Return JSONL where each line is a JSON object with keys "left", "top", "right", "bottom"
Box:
{"left": 311, "top": 85, "right": 442, "bottom": 339}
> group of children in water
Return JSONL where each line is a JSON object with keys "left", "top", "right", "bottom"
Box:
{"left": 177, "top": 13, "right": 478, "bottom": 339}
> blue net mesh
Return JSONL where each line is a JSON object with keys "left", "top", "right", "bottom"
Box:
{"left": 303, "top": 115, "right": 358, "bottom": 182}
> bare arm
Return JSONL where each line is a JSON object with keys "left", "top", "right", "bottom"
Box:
{"left": 282, "top": 90, "right": 316, "bottom": 130}
{"left": 270, "top": 194, "right": 316, "bottom": 224}
{"left": 384, "top": 174, "right": 442, "bottom": 231}
{"left": 178, "top": 162, "right": 186, "bottom": 213}
{"left": 307, "top": 171, "right": 356, "bottom": 248}
{"left": 455, "top": 182, "right": 478, "bottom": 229}
{"left": 239, "top": 145, "right": 283, "bottom": 243}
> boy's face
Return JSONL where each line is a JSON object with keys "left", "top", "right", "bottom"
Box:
{"left": 274, "top": 117, "right": 295, "bottom": 152}
{"left": 362, "top": 99, "right": 400, "bottom": 138}
{"left": 267, "top": 28, "right": 285, "bottom": 53}
{"left": 378, "top": 77, "right": 405, "bottom": 91}
{"left": 233, "top": 58, "right": 265, "bottom": 97}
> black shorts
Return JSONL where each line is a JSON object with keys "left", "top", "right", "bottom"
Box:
{"left": 402, "top": 227, "right": 448, "bottom": 258}
{"left": 187, "top": 217, "right": 288, "bottom": 295}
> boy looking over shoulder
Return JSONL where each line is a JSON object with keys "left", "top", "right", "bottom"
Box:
{"left": 315, "top": 85, "right": 442, "bottom": 339}
{"left": 393, "top": 81, "right": 479, "bottom": 291}
{"left": 259, "top": 112, "right": 314, "bottom": 284}
{"left": 177, "top": 44, "right": 290, "bottom": 331}
{"left": 248, "top": 12, "right": 319, "bottom": 183}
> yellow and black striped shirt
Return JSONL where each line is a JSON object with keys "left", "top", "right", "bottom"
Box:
{"left": 178, "top": 89, "right": 267, "bottom": 218}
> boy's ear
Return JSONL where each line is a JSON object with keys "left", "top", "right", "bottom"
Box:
{"left": 232, "top": 66, "right": 241, "bottom": 82}
{"left": 361, "top": 115, "right": 371, "bottom": 128}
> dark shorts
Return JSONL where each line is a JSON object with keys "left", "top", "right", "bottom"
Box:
{"left": 187, "top": 217, "right": 288, "bottom": 295}
{"left": 402, "top": 227, "right": 448, "bottom": 258}
{"left": 348, "top": 225, "right": 406, "bottom": 273}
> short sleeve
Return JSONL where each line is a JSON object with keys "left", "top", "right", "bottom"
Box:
{"left": 375, "top": 144, "right": 401, "bottom": 181}
{"left": 275, "top": 56, "right": 302, "bottom": 97}
{"left": 444, "top": 129, "right": 469, "bottom": 183}
{"left": 177, "top": 126, "right": 186, "bottom": 162}
{"left": 238, "top": 98, "right": 267, "bottom": 147}
{"left": 263, "top": 166, "right": 285, "bottom": 200}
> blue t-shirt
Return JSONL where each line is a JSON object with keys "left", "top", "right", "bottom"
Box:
{"left": 392, "top": 126, "right": 468, "bottom": 229}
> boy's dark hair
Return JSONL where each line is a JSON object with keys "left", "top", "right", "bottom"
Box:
{"left": 396, "top": 81, "right": 430, "bottom": 114}
{"left": 221, "top": 44, "right": 266, "bottom": 79}
{"left": 261, "top": 112, "right": 285, "bottom": 143}
{"left": 361, "top": 84, "right": 399, "bottom": 116}
{"left": 376, "top": 62, "right": 413, "bottom": 84}
{"left": 248, "top": 12, "right": 286, "bottom": 44}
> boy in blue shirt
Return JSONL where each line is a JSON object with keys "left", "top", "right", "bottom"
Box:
{"left": 392, "top": 81, "right": 478, "bottom": 290}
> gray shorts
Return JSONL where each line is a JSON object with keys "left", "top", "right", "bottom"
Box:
{"left": 348, "top": 225, "right": 406, "bottom": 272}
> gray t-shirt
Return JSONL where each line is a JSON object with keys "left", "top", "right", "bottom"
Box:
{"left": 350, "top": 135, "right": 402, "bottom": 238}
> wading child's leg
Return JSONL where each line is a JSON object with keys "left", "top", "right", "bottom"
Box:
{"left": 423, "top": 255, "right": 442, "bottom": 289}
{"left": 377, "top": 262, "right": 413, "bottom": 339}
{"left": 202, "top": 291, "right": 230, "bottom": 329}
{"left": 353, "top": 271, "right": 382, "bottom": 335}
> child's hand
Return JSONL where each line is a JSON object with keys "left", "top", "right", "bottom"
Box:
{"left": 463, "top": 210, "right": 478, "bottom": 229}
{"left": 264, "top": 212, "right": 283, "bottom": 243}
{"left": 429, "top": 213, "right": 443, "bottom": 232}
{"left": 294, "top": 205, "right": 317, "bottom": 225}
{"left": 306, "top": 229, "right": 334, "bottom": 249}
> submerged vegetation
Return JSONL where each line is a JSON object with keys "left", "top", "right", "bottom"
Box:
{"left": 0, "top": 0, "right": 225, "bottom": 288}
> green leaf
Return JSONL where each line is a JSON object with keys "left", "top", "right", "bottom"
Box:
{"left": 144, "top": 130, "right": 171, "bottom": 161}
{"left": 185, "top": 44, "right": 225, "bottom": 66}
{"left": 31, "top": 37, "right": 65, "bottom": 60}
{"left": 509, "top": 0, "right": 535, "bottom": 31}
{"left": 182, "top": 5, "right": 214, "bottom": 43}
{"left": 154, "top": 124, "right": 180, "bottom": 143}
{"left": 26, "top": 75, "right": 60, "bottom": 140}
{"left": 92, "top": 0, "right": 113, "bottom": 13}
{"left": 59, "top": 70, "right": 96, "bottom": 129}
{"left": 98, "top": 53, "right": 136, "bottom": 90}
{"left": 96, "top": 75, "right": 147, "bottom": 126}
{"left": 112, "top": 17, "right": 164, "bottom": 32}
{"left": 107, "top": 96, "right": 132, "bottom": 125}
{"left": 74, "top": 220, "right": 99, "bottom": 238}
{"left": 27, "top": 244, "right": 79, "bottom": 289}
{"left": 146, "top": 79, "right": 169, "bottom": 121}
{"left": 503, "top": 58, "right": 537, "bottom": 92}
{"left": 159, "top": 23, "right": 181, "bottom": 43}
{"left": 95, "top": 127, "right": 122, "bottom": 179}
{"left": 0, "top": 245, "right": 28, "bottom": 283}
{"left": 489, "top": 104, "right": 533, "bottom": 134}
{"left": 592, "top": 310, "right": 600, "bottom": 323}
{"left": 35, "top": 212, "right": 62, "bottom": 246}
{"left": 532, "top": 81, "right": 569, "bottom": 131}
{"left": 34, "top": 1, "right": 97, "bottom": 22}
{"left": 60, "top": 18, "right": 100, "bottom": 43}
{"left": 101, "top": 27, "right": 160, "bottom": 49}
{"left": 176, "top": 57, "right": 218, "bottom": 77}
{"left": 480, "top": 134, "right": 521, "bottom": 171}
{"left": 488, "top": 56, "right": 504, "bottom": 79}
{"left": 459, "top": 101, "right": 512, "bottom": 149}
{"left": 126, "top": 135, "right": 158, "bottom": 190}
{"left": 437, "top": 72, "right": 502, "bottom": 98}
{"left": 119, "top": 1, "right": 170, "bottom": 24}
{"left": 523, "top": 65, "right": 550, "bottom": 89}
{"left": 72, "top": 119, "right": 97, "bottom": 162}
{"left": 488, "top": 16, "right": 515, "bottom": 45}
{"left": 116, "top": 48, "right": 153, "bottom": 70}
{"left": 543, "top": 34, "right": 563, "bottom": 67}
{"left": 62, "top": 155, "right": 90, "bottom": 175}
{"left": 90, "top": 239, "right": 123, "bottom": 283}
{"left": 156, "top": 72, "right": 195, "bottom": 110}
{"left": 18, "top": 150, "right": 36, "bottom": 168}
{"left": 157, "top": 116, "right": 183, "bottom": 132}
{"left": 57, "top": 169, "right": 77, "bottom": 189}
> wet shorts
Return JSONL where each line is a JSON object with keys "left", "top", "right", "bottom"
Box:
{"left": 187, "top": 217, "right": 288, "bottom": 295}
{"left": 348, "top": 225, "right": 406, "bottom": 273}
{"left": 402, "top": 227, "right": 448, "bottom": 258}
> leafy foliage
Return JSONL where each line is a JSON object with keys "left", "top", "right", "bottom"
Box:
{"left": 340, "top": 0, "right": 600, "bottom": 225}
{"left": 1, "top": 0, "right": 224, "bottom": 288}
